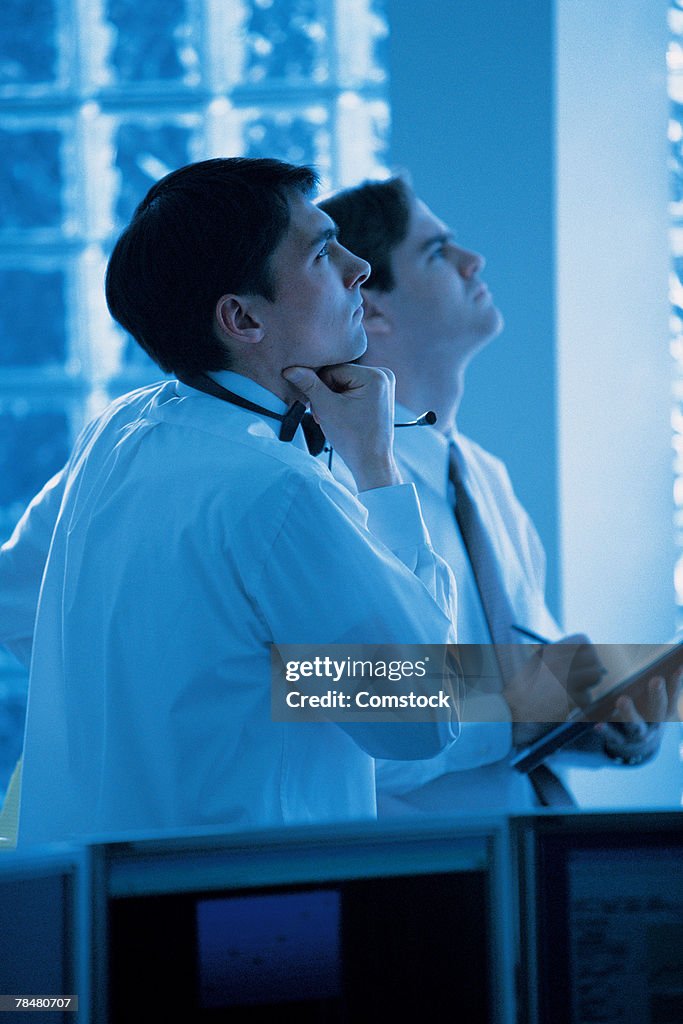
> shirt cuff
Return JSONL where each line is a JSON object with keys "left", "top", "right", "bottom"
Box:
{"left": 358, "top": 482, "right": 429, "bottom": 552}
{"left": 375, "top": 716, "right": 513, "bottom": 795}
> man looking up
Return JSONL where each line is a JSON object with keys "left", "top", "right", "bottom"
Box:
{"left": 319, "top": 176, "right": 680, "bottom": 812}
{"left": 2, "top": 158, "right": 460, "bottom": 845}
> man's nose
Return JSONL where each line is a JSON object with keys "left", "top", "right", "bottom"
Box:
{"left": 344, "top": 248, "right": 371, "bottom": 288}
{"left": 455, "top": 247, "right": 485, "bottom": 279}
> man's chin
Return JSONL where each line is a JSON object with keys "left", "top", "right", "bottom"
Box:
{"left": 349, "top": 325, "right": 368, "bottom": 362}
{"left": 318, "top": 327, "right": 367, "bottom": 370}
{"left": 464, "top": 315, "right": 504, "bottom": 358}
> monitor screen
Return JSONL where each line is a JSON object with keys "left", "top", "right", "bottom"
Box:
{"left": 519, "top": 814, "right": 683, "bottom": 1024}
{"left": 196, "top": 889, "right": 341, "bottom": 1009}
{"left": 109, "top": 868, "right": 493, "bottom": 1021}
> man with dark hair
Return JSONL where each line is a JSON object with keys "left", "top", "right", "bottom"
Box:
{"left": 105, "top": 158, "right": 317, "bottom": 377}
{"left": 2, "top": 158, "right": 460, "bottom": 844}
{"left": 319, "top": 176, "right": 681, "bottom": 812}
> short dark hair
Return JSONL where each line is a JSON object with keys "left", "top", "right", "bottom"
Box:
{"left": 318, "top": 176, "right": 411, "bottom": 292}
{"left": 105, "top": 157, "right": 318, "bottom": 377}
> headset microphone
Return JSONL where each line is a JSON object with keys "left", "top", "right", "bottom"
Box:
{"left": 395, "top": 411, "right": 437, "bottom": 428}
{"left": 180, "top": 373, "right": 437, "bottom": 469}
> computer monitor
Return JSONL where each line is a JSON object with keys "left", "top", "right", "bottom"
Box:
{"left": 98, "top": 818, "right": 514, "bottom": 1022}
{"left": 0, "top": 846, "right": 87, "bottom": 1024}
{"left": 514, "top": 811, "right": 683, "bottom": 1024}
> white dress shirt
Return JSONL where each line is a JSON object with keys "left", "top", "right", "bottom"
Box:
{"left": 6, "top": 375, "right": 459, "bottom": 845}
{"left": 374, "top": 403, "right": 562, "bottom": 814}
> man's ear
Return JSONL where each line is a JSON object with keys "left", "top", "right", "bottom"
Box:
{"left": 361, "top": 288, "right": 391, "bottom": 337}
{"left": 214, "top": 294, "right": 265, "bottom": 344}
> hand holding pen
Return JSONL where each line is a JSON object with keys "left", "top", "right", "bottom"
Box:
{"left": 513, "top": 624, "right": 608, "bottom": 701}
{"left": 504, "top": 630, "right": 605, "bottom": 729}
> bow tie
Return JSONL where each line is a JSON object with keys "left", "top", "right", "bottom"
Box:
{"left": 279, "top": 400, "right": 326, "bottom": 456}
{"left": 178, "top": 372, "right": 327, "bottom": 456}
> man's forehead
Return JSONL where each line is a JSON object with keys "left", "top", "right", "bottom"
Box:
{"left": 410, "top": 197, "right": 451, "bottom": 246}
{"left": 284, "top": 193, "right": 336, "bottom": 250}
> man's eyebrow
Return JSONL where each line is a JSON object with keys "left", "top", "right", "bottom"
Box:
{"left": 418, "top": 231, "right": 454, "bottom": 253}
{"left": 307, "top": 225, "right": 338, "bottom": 251}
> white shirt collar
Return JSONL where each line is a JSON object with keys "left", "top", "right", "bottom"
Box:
{"left": 207, "top": 369, "right": 291, "bottom": 417}
{"left": 175, "top": 370, "right": 308, "bottom": 453}
{"left": 393, "top": 401, "right": 452, "bottom": 498}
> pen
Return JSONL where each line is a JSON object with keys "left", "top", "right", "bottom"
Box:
{"left": 511, "top": 624, "right": 551, "bottom": 644}
{"left": 511, "top": 625, "right": 608, "bottom": 678}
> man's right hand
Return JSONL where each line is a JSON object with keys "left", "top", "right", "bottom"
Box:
{"left": 505, "top": 633, "right": 604, "bottom": 745}
{"left": 282, "top": 363, "right": 402, "bottom": 491}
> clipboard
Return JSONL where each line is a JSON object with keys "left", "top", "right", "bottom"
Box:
{"left": 510, "top": 640, "right": 683, "bottom": 774}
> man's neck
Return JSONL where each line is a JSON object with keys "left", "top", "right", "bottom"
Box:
{"left": 365, "top": 328, "right": 498, "bottom": 436}
{"left": 395, "top": 364, "right": 465, "bottom": 437}
{"left": 225, "top": 360, "right": 302, "bottom": 407}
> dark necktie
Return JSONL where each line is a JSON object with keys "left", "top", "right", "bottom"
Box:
{"left": 448, "top": 441, "right": 575, "bottom": 808}
{"left": 449, "top": 442, "right": 518, "bottom": 680}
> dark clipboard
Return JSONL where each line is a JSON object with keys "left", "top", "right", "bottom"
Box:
{"left": 510, "top": 641, "right": 683, "bottom": 774}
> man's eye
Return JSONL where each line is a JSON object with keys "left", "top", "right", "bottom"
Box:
{"left": 316, "top": 243, "right": 330, "bottom": 259}
{"left": 430, "top": 245, "right": 447, "bottom": 259}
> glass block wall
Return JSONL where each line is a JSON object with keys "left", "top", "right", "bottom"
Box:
{"left": 0, "top": 0, "right": 390, "bottom": 798}
{"left": 669, "top": 2, "right": 683, "bottom": 624}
